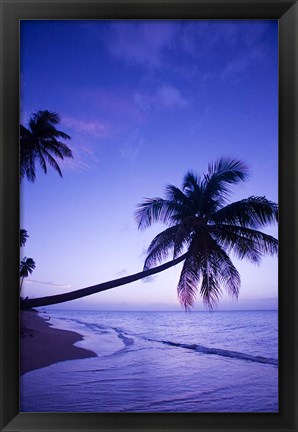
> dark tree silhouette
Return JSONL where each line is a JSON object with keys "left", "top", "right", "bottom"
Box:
{"left": 135, "top": 157, "right": 278, "bottom": 309}
{"left": 20, "top": 157, "right": 278, "bottom": 310}
{"left": 20, "top": 257, "right": 36, "bottom": 294}
{"left": 20, "top": 229, "right": 29, "bottom": 247}
{"left": 20, "top": 110, "right": 73, "bottom": 182}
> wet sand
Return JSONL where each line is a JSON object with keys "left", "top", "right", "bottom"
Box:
{"left": 20, "top": 309, "right": 97, "bottom": 375}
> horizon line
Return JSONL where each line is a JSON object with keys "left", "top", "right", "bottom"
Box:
{"left": 39, "top": 308, "right": 278, "bottom": 313}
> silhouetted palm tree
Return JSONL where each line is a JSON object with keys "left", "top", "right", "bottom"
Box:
{"left": 20, "top": 257, "right": 36, "bottom": 294}
{"left": 20, "top": 157, "right": 278, "bottom": 310}
{"left": 20, "top": 229, "right": 29, "bottom": 247}
{"left": 20, "top": 110, "right": 73, "bottom": 182}
{"left": 135, "top": 157, "right": 278, "bottom": 309}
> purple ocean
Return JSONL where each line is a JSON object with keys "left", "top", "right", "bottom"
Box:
{"left": 20, "top": 309, "right": 278, "bottom": 413}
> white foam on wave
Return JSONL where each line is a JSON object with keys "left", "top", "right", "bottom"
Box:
{"left": 45, "top": 314, "right": 124, "bottom": 357}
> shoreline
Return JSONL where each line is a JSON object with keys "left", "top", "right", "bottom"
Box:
{"left": 20, "top": 309, "right": 97, "bottom": 375}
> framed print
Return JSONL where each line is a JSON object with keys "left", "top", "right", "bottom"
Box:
{"left": 0, "top": 0, "right": 297, "bottom": 431}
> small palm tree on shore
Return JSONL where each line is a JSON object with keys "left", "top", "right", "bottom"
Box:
{"left": 20, "top": 157, "right": 278, "bottom": 310}
{"left": 20, "top": 110, "right": 73, "bottom": 182}
{"left": 20, "top": 257, "right": 36, "bottom": 295}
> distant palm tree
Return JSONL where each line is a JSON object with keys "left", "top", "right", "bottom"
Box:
{"left": 20, "top": 110, "right": 73, "bottom": 182}
{"left": 20, "top": 229, "right": 29, "bottom": 247}
{"left": 20, "top": 257, "right": 35, "bottom": 294}
{"left": 20, "top": 157, "right": 278, "bottom": 310}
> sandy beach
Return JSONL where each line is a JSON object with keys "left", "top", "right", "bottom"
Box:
{"left": 20, "top": 309, "right": 97, "bottom": 375}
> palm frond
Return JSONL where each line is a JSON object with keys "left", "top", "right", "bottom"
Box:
{"left": 177, "top": 254, "right": 201, "bottom": 311}
{"left": 42, "top": 150, "right": 63, "bottom": 177}
{"left": 211, "top": 225, "right": 278, "bottom": 263}
{"left": 36, "top": 148, "right": 48, "bottom": 174}
{"left": 144, "top": 226, "right": 179, "bottom": 269}
{"left": 206, "top": 238, "right": 241, "bottom": 299}
{"left": 33, "top": 110, "right": 60, "bottom": 127}
{"left": 56, "top": 130, "right": 71, "bottom": 140}
{"left": 167, "top": 206, "right": 196, "bottom": 225}
{"left": 173, "top": 223, "right": 192, "bottom": 259}
{"left": 53, "top": 140, "right": 73, "bottom": 157}
{"left": 211, "top": 196, "right": 278, "bottom": 228}
{"left": 211, "top": 227, "right": 262, "bottom": 263}
{"left": 42, "top": 140, "right": 64, "bottom": 160}
{"left": 20, "top": 125, "right": 30, "bottom": 139}
{"left": 135, "top": 198, "right": 182, "bottom": 230}
{"left": 21, "top": 146, "right": 36, "bottom": 182}
{"left": 200, "top": 268, "right": 222, "bottom": 310}
{"left": 182, "top": 171, "right": 200, "bottom": 192}
{"left": 20, "top": 229, "right": 29, "bottom": 247}
{"left": 20, "top": 257, "right": 36, "bottom": 278}
{"left": 42, "top": 139, "right": 73, "bottom": 159}
{"left": 177, "top": 233, "right": 213, "bottom": 310}
{"left": 179, "top": 233, "right": 240, "bottom": 310}
{"left": 207, "top": 157, "right": 249, "bottom": 186}
{"left": 194, "top": 236, "right": 238, "bottom": 309}
{"left": 182, "top": 171, "right": 206, "bottom": 216}
{"left": 164, "top": 184, "right": 191, "bottom": 207}
{"left": 202, "top": 157, "right": 249, "bottom": 205}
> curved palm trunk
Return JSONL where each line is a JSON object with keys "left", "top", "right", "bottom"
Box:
{"left": 20, "top": 253, "right": 189, "bottom": 309}
{"left": 20, "top": 276, "right": 24, "bottom": 295}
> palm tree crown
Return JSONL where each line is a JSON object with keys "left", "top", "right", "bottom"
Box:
{"left": 20, "top": 229, "right": 29, "bottom": 247}
{"left": 20, "top": 257, "right": 36, "bottom": 294}
{"left": 135, "top": 157, "right": 278, "bottom": 310}
{"left": 20, "top": 257, "right": 36, "bottom": 279}
{"left": 20, "top": 110, "right": 73, "bottom": 182}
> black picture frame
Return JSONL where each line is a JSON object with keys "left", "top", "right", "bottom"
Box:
{"left": 0, "top": 1, "right": 297, "bottom": 431}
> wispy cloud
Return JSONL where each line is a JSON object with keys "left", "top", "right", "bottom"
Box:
{"left": 104, "top": 21, "right": 273, "bottom": 86}
{"left": 178, "top": 21, "right": 271, "bottom": 56}
{"left": 59, "top": 115, "right": 111, "bottom": 173}
{"left": 25, "top": 279, "right": 72, "bottom": 289}
{"left": 139, "top": 247, "right": 148, "bottom": 258}
{"left": 63, "top": 116, "right": 111, "bottom": 138}
{"left": 120, "top": 129, "right": 144, "bottom": 165}
{"left": 107, "top": 21, "right": 177, "bottom": 69}
{"left": 221, "top": 47, "right": 264, "bottom": 80}
{"left": 114, "top": 269, "right": 127, "bottom": 277}
{"left": 134, "top": 85, "right": 188, "bottom": 112}
{"left": 75, "top": 87, "right": 146, "bottom": 131}
{"left": 62, "top": 144, "right": 100, "bottom": 173}
{"left": 156, "top": 85, "right": 188, "bottom": 109}
{"left": 142, "top": 275, "right": 157, "bottom": 283}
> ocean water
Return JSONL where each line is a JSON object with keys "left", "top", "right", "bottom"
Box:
{"left": 20, "top": 310, "right": 278, "bottom": 413}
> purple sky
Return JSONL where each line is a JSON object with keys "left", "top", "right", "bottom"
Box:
{"left": 20, "top": 20, "right": 278, "bottom": 311}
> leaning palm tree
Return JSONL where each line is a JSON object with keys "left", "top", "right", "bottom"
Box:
{"left": 20, "top": 257, "right": 36, "bottom": 295}
{"left": 20, "top": 157, "right": 278, "bottom": 310}
{"left": 135, "top": 157, "right": 278, "bottom": 309}
{"left": 20, "top": 110, "right": 73, "bottom": 182}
